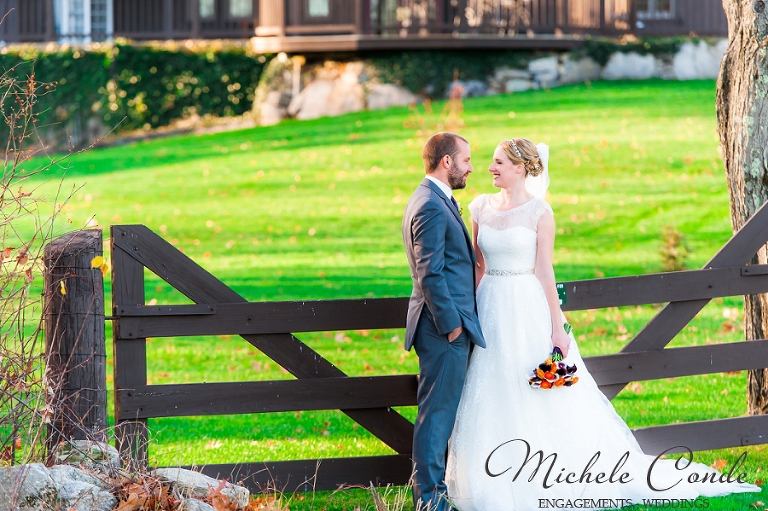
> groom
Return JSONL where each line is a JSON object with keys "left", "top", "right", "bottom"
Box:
{"left": 402, "top": 132, "right": 486, "bottom": 510}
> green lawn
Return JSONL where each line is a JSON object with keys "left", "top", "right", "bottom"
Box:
{"left": 26, "top": 79, "right": 767, "bottom": 509}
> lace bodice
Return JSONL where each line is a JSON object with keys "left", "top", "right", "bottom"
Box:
{"left": 468, "top": 194, "right": 553, "bottom": 273}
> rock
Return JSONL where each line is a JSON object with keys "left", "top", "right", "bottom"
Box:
{"left": 253, "top": 56, "right": 295, "bottom": 126}
{"left": 673, "top": 40, "right": 727, "bottom": 80}
{"left": 445, "top": 80, "right": 488, "bottom": 98}
{"left": 0, "top": 463, "right": 58, "bottom": 511}
{"left": 48, "top": 464, "right": 109, "bottom": 490}
{"left": 56, "top": 480, "right": 116, "bottom": 511}
{"left": 505, "top": 78, "right": 533, "bottom": 92}
{"left": 494, "top": 68, "right": 531, "bottom": 82}
{"left": 259, "top": 90, "right": 288, "bottom": 126}
{"left": 529, "top": 56, "right": 559, "bottom": 87}
{"left": 54, "top": 439, "right": 120, "bottom": 470}
{"left": 287, "top": 61, "right": 366, "bottom": 120}
{"left": 287, "top": 79, "right": 335, "bottom": 119}
{"left": 601, "top": 52, "right": 659, "bottom": 80}
{"left": 179, "top": 498, "right": 217, "bottom": 511}
{"left": 559, "top": 57, "right": 602, "bottom": 84}
{"left": 155, "top": 467, "right": 249, "bottom": 510}
{"left": 529, "top": 56, "right": 559, "bottom": 76}
{"left": 366, "top": 83, "right": 416, "bottom": 110}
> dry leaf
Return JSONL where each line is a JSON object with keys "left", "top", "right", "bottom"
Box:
{"left": 208, "top": 479, "right": 237, "bottom": 511}
{"left": 100, "top": 261, "right": 110, "bottom": 277}
{"left": 116, "top": 484, "right": 150, "bottom": 511}
{"left": 1, "top": 247, "right": 13, "bottom": 261}
{"left": 711, "top": 459, "right": 728, "bottom": 470}
{"left": 91, "top": 256, "right": 105, "bottom": 268}
{"left": 755, "top": 478, "right": 764, "bottom": 486}
{"left": 59, "top": 280, "right": 67, "bottom": 295}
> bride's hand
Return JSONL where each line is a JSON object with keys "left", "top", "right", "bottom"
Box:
{"left": 552, "top": 328, "right": 571, "bottom": 358}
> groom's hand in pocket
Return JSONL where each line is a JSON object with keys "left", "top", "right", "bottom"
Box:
{"left": 448, "top": 325, "right": 464, "bottom": 343}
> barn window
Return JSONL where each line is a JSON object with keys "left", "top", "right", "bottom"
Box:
{"left": 636, "top": 0, "right": 675, "bottom": 19}
{"left": 308, "top": 0, "right": 330, "bottom": 17}
{"left": 229, "top": 0, "right": 253, "bottom": 17}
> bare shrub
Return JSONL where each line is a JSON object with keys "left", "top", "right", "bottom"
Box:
{"left": 0, "top": 58, "right": 73, "bottom": 466}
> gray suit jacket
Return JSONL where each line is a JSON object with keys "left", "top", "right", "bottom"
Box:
{"left": 402, "top": 178, "right": 485, "bottom": 351}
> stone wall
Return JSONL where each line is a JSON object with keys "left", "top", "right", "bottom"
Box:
{"left": 252, "top": 39, "right": 727, "bottom": 125}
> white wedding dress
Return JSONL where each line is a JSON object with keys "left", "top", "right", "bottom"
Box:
{"left": 445, "top": 194, "right": 761, "bottom": 511}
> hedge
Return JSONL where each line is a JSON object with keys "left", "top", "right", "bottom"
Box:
{"left": 0, "top": 40, "right": 268, "bottom": 142}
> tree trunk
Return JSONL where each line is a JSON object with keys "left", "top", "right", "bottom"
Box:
{"left": 717, "top": 0, "right": 768, "bottom": 415}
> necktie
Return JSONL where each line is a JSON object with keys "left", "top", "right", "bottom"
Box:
{"left": 450, "top": 196, "right": 459, "bottom": 212}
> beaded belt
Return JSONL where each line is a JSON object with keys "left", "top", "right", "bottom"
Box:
{"left": 485, "top": 269, "right": 535, "bottom": 276}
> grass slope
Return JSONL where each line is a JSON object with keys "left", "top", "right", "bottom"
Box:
{"left": 28, "top": 79, "right": 766, "bottom": 509}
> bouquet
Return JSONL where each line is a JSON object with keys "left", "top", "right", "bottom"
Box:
{"left": 528, "top": 323, "right": 578, "bottom": 389}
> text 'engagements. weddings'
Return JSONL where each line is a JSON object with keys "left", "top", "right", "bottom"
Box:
{"left": 538, "top": 497, "right": 711, "bottom": 509}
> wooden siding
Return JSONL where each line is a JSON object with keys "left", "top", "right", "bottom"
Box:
{"left": 0, "top": 1, "right": 726, "bottom": 53}
{"left": 0, "top": 0, "right": 53, "bottom": 42}
{"left": 636, "top": 0, "right": 727, "bottom": 36}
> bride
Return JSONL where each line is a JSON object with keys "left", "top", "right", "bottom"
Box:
{"left": 443, "top": 138, "right": 761, "bottom": 510}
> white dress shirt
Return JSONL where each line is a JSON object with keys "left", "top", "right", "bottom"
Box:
{"left": 425, "top": 175, "right": 453, "bottom": 200}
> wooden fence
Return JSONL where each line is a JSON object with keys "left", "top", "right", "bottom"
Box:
{"left": 110, "top": 199, "right": 768, "bottom": 493}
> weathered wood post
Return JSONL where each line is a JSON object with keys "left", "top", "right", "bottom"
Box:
{"left": 44, "top": 230, "right": 106, "bottom": 453}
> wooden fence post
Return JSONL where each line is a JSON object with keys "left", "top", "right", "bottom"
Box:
{"left": 44, "top": 230, "right": 106, "bottom": 454}
{"left": 111, "top": 229, "right": 149, "bottom": 471}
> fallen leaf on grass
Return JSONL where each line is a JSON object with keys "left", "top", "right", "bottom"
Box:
{"left": 711, "top": 459, "right": 727, "bottom": 470}
{"left": 755, "top": 478, "right": 764, "bottom": 486}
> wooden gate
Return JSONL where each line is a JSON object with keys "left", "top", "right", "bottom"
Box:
{"left": 111, "top": 201, "right": 768, "bottom": 492}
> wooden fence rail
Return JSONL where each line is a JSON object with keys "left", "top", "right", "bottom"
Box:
{"left": 110, "top": 199, "right": 768, "bottom": 493}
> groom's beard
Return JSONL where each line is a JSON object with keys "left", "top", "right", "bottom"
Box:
{"left": 447, "top": 162, "right": 468, "bottom": 190}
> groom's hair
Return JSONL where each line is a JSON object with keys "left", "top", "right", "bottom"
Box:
{"left": 422, "top": 132, "right": 468, "bottom": 174}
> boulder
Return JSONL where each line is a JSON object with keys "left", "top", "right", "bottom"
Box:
{"left": 0, "top": 464, "right": 58, "bottom": 511}
{"left": 56, "top": 479, "right": 116, "bottom": 511}
{"left": 288, "top": 61, "right": 366, "bottom": 120}
{"left": 48, "top": 464, "right": 109, "bottom": 490}
{"left": 155, "top": 467, "right": 249, "bottom": 510}
{"left": 53, "top": 439, "right": 120, "bottom": 470}
{"left": 529, "top": 56, "right": 560, "bottom": 87}
{"left": 259, "top": 90, "right": 288, "bottom": 126}
{"left": 601, "top": 52, "right": 659, "bottom": 80}
{"left": 494, "top": 68, "right": 531, "bottom": 82}
{"left": 505, "top": 78, "right": 533, "bottom": 92}
{"left": 252, "top": 55, "right": 295, "bottom": 126}
{"left": 673, "top": 40, "right": 727, "bottom": 80}
{"left": 179, "top": 498, "right": 217, "bottom": 511}
{"left": 366, "top": 83, "right": 416, "bottom": 110}
{"left": 529, "top": 56, "right": 559, "bottom": 76}
{"left": 559, "top": 57, "right": 602, "bottom": 84}
{"left": 287, "top": 79, "right": 334, "bottom": 119}
{"left": 446, "top": 80, "right": 488, "bottom": 98}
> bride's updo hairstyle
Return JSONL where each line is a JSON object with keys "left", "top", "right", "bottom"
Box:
{"left": 499, "top": 138, "right": 544, "bottom": 177}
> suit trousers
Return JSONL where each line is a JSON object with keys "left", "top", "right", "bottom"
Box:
{"left": 412, "top": 309, "right": 470, "bottom": 511}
